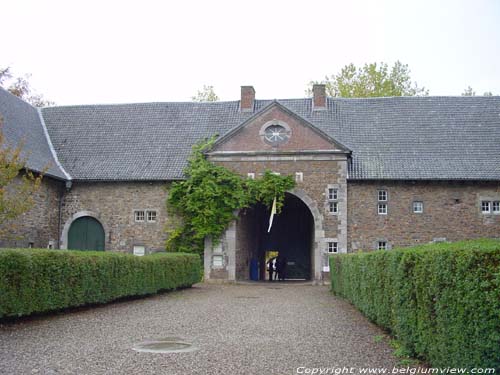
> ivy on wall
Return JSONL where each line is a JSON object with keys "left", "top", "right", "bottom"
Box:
{"left": 166, "top": 137, "right": 295, "bottom": 255}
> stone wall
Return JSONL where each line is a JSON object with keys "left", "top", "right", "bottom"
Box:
{"left": 0, "top": 175, "right": 63, "bottom": 249}
{"left": 207, "top": 156, "right": 347, "bottom": 282}
{"left": 235, "top": 207, "right": 259, "bottom": 280}
{"left": 60, "top": 181, "right": 171, "bottom": 253}
{"left": 347, "top": 181, "right": 500, "bottom": 251}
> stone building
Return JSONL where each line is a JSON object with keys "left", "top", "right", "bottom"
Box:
{"left": 1, "top": 85, "right": 499, "bottom": 282}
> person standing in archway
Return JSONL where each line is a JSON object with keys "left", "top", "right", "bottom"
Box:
{"left": 277, "top": 255, "right": 287, "bottom": 281}
{"left": 267, "top": 257, "right": 275, "bottom": 281}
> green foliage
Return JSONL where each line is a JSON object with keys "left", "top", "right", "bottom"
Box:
{"left": 309, "top": 61, "right": 428, "bottom": 98}
{"left": 191, "top": 85, "right": 219, "bottom": 102}
{"left": 330, "top": 239, "right": 500, "bottom": 368}
{"left": 0, "top": 249, "right": 201, "bottom": 318}
{"left": 166, "top": 138, "right": 295, "bottom": 255}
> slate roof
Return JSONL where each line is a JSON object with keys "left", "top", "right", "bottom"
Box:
{"left": 3, "top": 88, "right": 500, "bottom": 181}
{"left": 0, "top": 88, "right": 68, "bottom": 180}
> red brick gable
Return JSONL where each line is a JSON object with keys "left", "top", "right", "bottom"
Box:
{"left": 212, "top": 102, "right": 346, "bottom": 153}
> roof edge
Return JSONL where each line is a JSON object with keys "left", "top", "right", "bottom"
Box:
{"left": 37, "top": 108, "right": 72, "bottom": 181}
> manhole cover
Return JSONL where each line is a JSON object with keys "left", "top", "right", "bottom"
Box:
{"left": 132, "top": 338, "right": 197, "bottom": 354}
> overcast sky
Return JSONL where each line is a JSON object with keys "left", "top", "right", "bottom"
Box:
{"left": 2, "top": 0, "right": 499, "bottom": 105}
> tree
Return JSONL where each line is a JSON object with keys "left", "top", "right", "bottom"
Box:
{"left": 308, "top": 61, "right": 428, "bottom": 98}
{"left": 0, "top": 115, "right": 44, "bottom": 239}
{"left": 461, "top": 86, "right": 494, "bottom": 96}
{"left": 0, "top": 67, "right": 54, "bottom": 107}
{"left": 462, "top": 86, "right": 476, "bottom": 96}
{"left": 191, "top": 85, "right": 219, "bottom": 102}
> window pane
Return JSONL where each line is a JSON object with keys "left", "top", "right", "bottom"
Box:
{"left": 493, "top": 201, "right": 500, "bottom": 213}
{"left": 135, "top": 211, "right": 145, "bottom": 222}
{"left": 378, "top": 241, "right": 387, "bottom": 250}
{"left": 413, "top": 201, "right": 423, "bottom": 213}
{"left": 147, "top": 211, "right": 157, "bottom": 222}
{"left": 378, "top": 203, "right": 387, "bottom": 215}
{"left": 327, "top": 242, "right": 338, "bottom": 253}
{"left": 328, "top": 188, "right": 338, "bottom": 201}
{"left": 378, "top": 190, "right": 387, "bottom": 201}
{"left": 481, "top": 201, "right": 491, "bottom": 213}
{"left": 329, "top": 201, "right": 338, "bottom": 213}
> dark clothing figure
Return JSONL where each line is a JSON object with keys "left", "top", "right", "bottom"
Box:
{"left": 276, "top": 256, "right": 287, "bottom": 281}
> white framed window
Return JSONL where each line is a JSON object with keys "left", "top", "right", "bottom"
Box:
{"left": 328, "top": 201, "right": 338, "bottom": 214}
{"left": 378, "top": 190, "right": 387, "bottom": 202}
{"left": 328, "top": 188, "right": 338, "bottom": 201}
{"left": 212, "top": 255, "right": 224, "bottom": 267}
{"left": 481, "top": 201, "right": 491, "bottom": 214}
{"left": 147, "top": 210, "right": 157, "bottom": 222}
{"left": 247, "top": 172, "right": 255, "bottom": 179}
{"left": 378, "top": 241, "right": 387, "bottom": 250}
{"left": 413, "top": 201, "right": 423, "bottom": 214}
{"left": 134, "top": 210, "right": 145, "bottom": 222}
{"left": 295, "top": 172, "right": 303, "bottom": 182}
{"left": 493, "top": 201, "right": 500, "bottom": 213}
{"left": 133, "top": 245, "right": 145, "bottom": 256}
{"left": 378, "top": 203, "right": 387, "bottom": 215}
{"left": 327, "top": 242, "right": 338, "bottom": 254}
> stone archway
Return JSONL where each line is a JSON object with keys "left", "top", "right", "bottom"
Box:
{"left": 204, "top": 189, "right": 326, "bottom": 283}
{"left": 61, "top": 211, "right": 109, "bottom": 250}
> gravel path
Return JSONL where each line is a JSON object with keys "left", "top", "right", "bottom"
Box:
{"left": 0, "top": 283, "right": 418, "bottom": 375}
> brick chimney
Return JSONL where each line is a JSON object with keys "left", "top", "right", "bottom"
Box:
{"left": 240, "top": 86, "right": 255, "bottom": 112}
{"left": 312, "top": 84, "right": 327, "bottom": 110}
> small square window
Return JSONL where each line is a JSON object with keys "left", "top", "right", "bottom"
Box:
{"left": 134, "top": 211, "right": 145, "bottom": 222}
{"left": 133, "top": 245, "right": 145, "bottom": 256}
{"left": 247, "top": 172, "right": 255, "bottom": 180}
{"left": 327, "top": 242, "right": 338, "bottom": 254}
{"left": 295, "top": 172, "right": 303, "bottom": 182}
{"left": 378, "top": 203, "right": 387, "bottom": 215}
{"left": 378, "top": 190, "right": 387, "bottom": 201}
{"left": 329, "top": 201, "right": 338, "bottom": 214}
{"left": 481, "top": 201, "right": 491, "bottom": 214}
{"left": 378, "top": 241, "right": 387, "bottom": 250}
{"left": 328, "top": 188, "right": 338, "bottom": 201}
{"left": 147, "top": 210, "right": 157, "bottom": 222}
{"left": 413, "top": 201, "right": 423, "bottom": 214}
{"left": 493, "top": 201, "right": 500, "bottom": 213}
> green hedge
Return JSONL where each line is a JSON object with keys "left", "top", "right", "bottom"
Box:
{"left": 0, "top": 249, "right": 201, "bottom": 318}
{"left": 330, "top": 239, "right": 500, "bottom": 369}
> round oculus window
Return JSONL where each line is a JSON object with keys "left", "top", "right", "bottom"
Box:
{"left": 263, "top": 124, "right": 290, "bottom": 145}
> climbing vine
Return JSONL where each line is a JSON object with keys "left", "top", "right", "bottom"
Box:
{"left": 166, "top": 137, "right": 295, "bottom": 255}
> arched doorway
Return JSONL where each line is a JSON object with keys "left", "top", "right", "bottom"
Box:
{"left": 236, "top": 192, "right": 314, "bottom": 280}
{"left": 68, "top": 216, "right": 105, "bottom": 251}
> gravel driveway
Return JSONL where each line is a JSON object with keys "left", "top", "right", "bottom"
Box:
{"left": 0, "top": 283, "right": 417, "bottom": 375}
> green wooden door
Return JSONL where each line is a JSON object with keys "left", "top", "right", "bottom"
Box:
{"left": 68, "top": 216, "right": 105, "bottom": 251}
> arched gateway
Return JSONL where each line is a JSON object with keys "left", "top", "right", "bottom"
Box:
{"left": 204, "top": 188, "right": 333, "bottom": 283}
{"left": 204, "top": 100, "right": 350, "bottom": 283}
